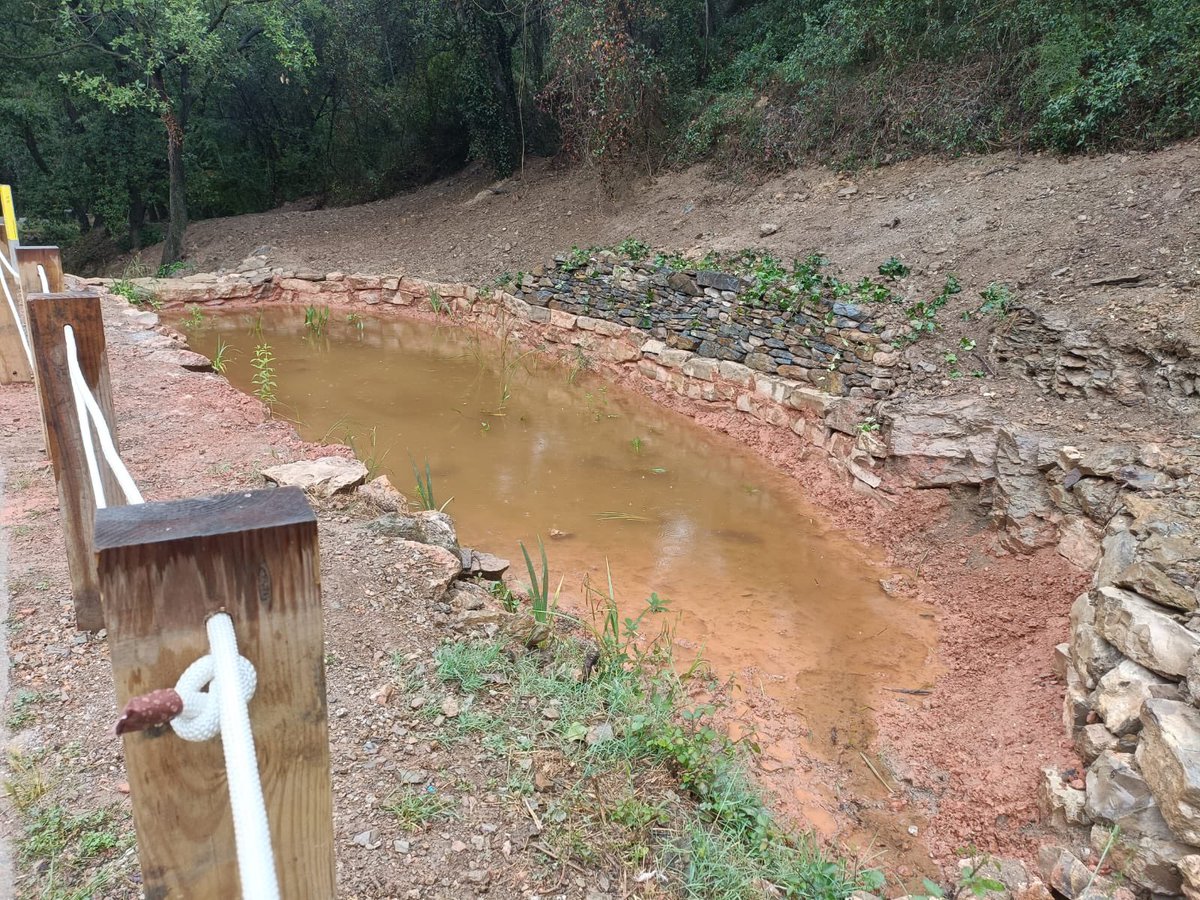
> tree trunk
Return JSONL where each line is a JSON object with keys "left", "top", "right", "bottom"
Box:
{"left": 160, "top": 117, "right": 186, "bottom": 266}
{"left": 154, "top": 69, "right": 189, "bottom": 267}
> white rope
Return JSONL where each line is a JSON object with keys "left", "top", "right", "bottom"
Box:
{"left": 63, "top": 325, "right": 144, "bottom": 507}
{"left": 36, "top": 264, "right": 48, "bottom": 293}
{"left": 0, "top": 259, "right": 33, "bottom": 369}
{"left": 0, "top": 250, "right": 18, "bottom": 280}
{"left": 171, "top": 613, "right": 280, "bottom": 900}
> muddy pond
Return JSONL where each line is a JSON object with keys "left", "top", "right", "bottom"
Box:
{"left": 183, "top": 306, "right": 934, "bottom": 831}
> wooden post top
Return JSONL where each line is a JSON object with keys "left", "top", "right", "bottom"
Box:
{"left": 95, "top": 488, "right": 315, "bottom": 551}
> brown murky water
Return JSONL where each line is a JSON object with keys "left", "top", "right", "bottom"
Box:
{"left": 185, "top": 307, "right": 935, "bottom": 833}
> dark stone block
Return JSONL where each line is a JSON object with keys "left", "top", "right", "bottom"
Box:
{"left": 764, "top": 338, "right": 788, "bottom": 350}
{"left": 671, "top": 335, "right": 701, "bottom": 351}
{"left": 697, "top": 340, "right": 720, "bottom": 358}
{"left": 832, "top": 302, "right": 863, "bottom": 320}
{"left": 531, "top": 291, "right": 554, "bottom": 307}
{"left": 744, "top": 352, "right": 778, "bottom": 372}
{"left": 717, "top": 345, "right": 745, "bottom": 362}
{"left": 668, "top": 272, "right": 702, "bottom": 296}
{"left": 696, "top": 270, "right": 741, "bottom": 293}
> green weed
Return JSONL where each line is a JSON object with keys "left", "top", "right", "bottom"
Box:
{"left": 251, "top": 343, "right": 277, "bottom": 405}
{"left": 878, "top": 257, "right": 910, "bottom": 279}
{"left": 616, "top": 238, "right": 650, "bottom": 261}
{"left": 110, "top": 278, "right": 159, "bottom": 309}
{"left": 410, "top": 456, "right": 450, "bottom": 511}
{"left": 519, "top": 537, "right": 559, "bottom": 624}
{"left": 382, "top": 789, "right": 456, "bottom": 829}
{"left": 211, "top": 337, "right": 233, "bottom": 374}
{"left": 345, "top": 425, "right": 390, "bottom": 479}
{"left": 6, "top": 689, "right": 42, "bottom": 730}
{"left": 977, "top": 282, "right": 1015, "bottom": 317}
{"left": 156, "top": 260, "right": 189, "bottom": 278}
{"left": 435, "top": 641, "right": 507, "bottom": 693}
{"left": 304, "top": 304, "right": 329, "bottom": 336}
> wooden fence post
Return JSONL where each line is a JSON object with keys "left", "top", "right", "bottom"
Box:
{"left": 26, "top": 290, "right": 123, "bottom": 630}
{"left": 95, "top": 488, "right": 335, "bottom": 899}
{"left": 0, "top": 259, "right": 32, "bottom": 385}
{"left": 15, "top": 246, "right": 65, "bottom": 294}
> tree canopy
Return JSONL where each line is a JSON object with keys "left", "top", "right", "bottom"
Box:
{"left": 1, "top": 0, "right": 1197, "bottom": 267}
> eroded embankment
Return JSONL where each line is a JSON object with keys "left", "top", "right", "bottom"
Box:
{"left": 97, "top": 244, "right": 1200, "bottom": 893}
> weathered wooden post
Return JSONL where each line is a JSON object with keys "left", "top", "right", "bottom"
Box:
{"left": 15, "top": 246, "right": 65, "bottom": 294}
{"left": 95, "top": 488, "right": 336, "bottom": 899}
{"left": 26, "top": 290, "right": 123, "bottom": 630}
{"left": 0, "top": 184, "right": 32, "bottom": 383}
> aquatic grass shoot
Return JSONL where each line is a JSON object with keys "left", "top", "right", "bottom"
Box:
{"left": 211, "top": 337, "right": 233, "bottom": 374}
{"left": 250, "top": 343, "right": 277, "bottom": 405}
{"left": 304, "top": 305, "right": 330, "bottom": 336}
{"left": 411, "top": 456, "right": 452, "bottom": 511}
{"left": 519, "top": 536, "right": 562, "bottom": 624}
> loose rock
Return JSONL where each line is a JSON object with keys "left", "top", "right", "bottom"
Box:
{"left": 261, "top": 456, "right": 368, "bottom": 497}
{"left": 1138, "top": 699, "right": 1200, "bottom": 844}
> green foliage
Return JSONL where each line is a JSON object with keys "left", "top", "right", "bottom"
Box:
{"left": 435, "top": 641, "right": 505, "bottom": 693}
{"left": 616, "top": 238, "right": 651, "bottom": 261}
{"left": 900, "top": 274, "right": 961, "bottom": 343}
{"left": 977, "top": 282, "right": 1015, "bottom": 317}
{"left": 303, "top": 305, "right": 329, "bottom": 336}
{"left": 519, "top": 537, "right": 554, "bottom": 624}
{"left": 157, "top": 261, "right": 188, "bottom": 278}
{"left": 382, "top": 788, "right": 456, "bottom": 829}
{"left": 563, "top": 246, "right": 593, "bottom": 270}
{"left": 211, "top": 337, "right": 232, "bottom": 375}
{"left": 955, "top": 851, "right": 1007, "bottom": 899}
{"left": 6, "top": 690, "right": 42, "bottom": 730}
{"left": 18, "top": 803, "right": 131, "bottom": 896}
{"left": 878, "top": 257, "right": 910, "bottom": 279}
{"left": 4, "top": 0, "right": 1196, "bottom": 270}
{"left": 183, "top": 305, "right": 204, "bottom": 329}
{"left": 250, "top": 343, "right": 277, "bottom": 405}
{"left": 410, "top": 456, "right": 444, "bottom": 511}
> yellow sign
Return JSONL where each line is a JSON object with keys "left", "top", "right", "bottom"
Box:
{"left": 0, "top": 185, "right": 16, "bottom": 244}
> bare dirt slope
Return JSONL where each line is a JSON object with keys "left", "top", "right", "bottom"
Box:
{"left": 151, "top": 143, "right": 1198, "bottom": 326}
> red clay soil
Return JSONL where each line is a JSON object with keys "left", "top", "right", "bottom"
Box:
{"left": 601, "top": 364, "right": 1092, "bottom": 866}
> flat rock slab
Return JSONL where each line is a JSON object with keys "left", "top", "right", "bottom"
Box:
{"left": 367, "top": 511, "right": 459, "bottom": 555}
{"left": 261, "top": 456, "right": 368, "bottom": 497}
{"left": 151, "top": 349, "right": 213, "bottom": 371}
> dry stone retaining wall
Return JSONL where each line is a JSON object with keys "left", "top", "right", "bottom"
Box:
{"left": 508, "top": 250, "right": 899, "bottom": 398}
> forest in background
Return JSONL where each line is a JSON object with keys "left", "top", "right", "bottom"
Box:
{"left": 0, "top": 0, "right": 1197, "bottom": 267}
